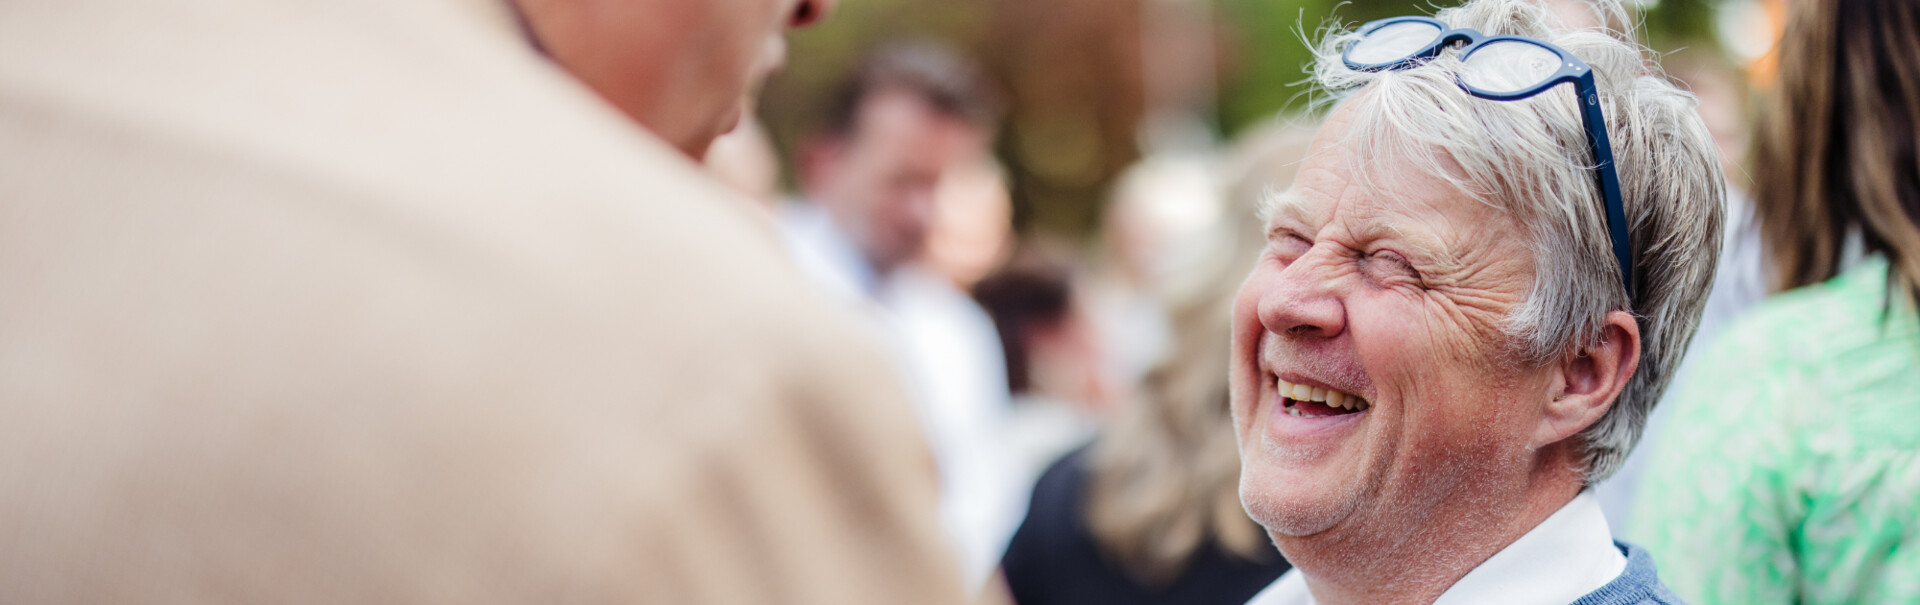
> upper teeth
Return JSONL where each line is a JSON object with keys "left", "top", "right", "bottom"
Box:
{"left": 1278, "top": 379, "right": 1370, "bottom": 411}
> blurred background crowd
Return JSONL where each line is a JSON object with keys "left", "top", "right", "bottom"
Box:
{"left": 696, "top": 0, "right": 1795, "bottom": 602}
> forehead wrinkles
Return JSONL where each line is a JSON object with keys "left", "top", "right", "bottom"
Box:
{"left": 1259, "top": 106, "right": 1372, "bottom": 226}
{"left": 1260, "top": 146, "right": 1373, "bottom": 233}
{"left": 1276, "top": 107, "right": 1483, "bottom": 215}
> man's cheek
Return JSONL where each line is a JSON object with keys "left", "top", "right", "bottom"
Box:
{"left": 1389, "top": 297, "right": 1505, "bottom": 372}
{"left": 1354, "top": 305, "right": 1441, "bottom": 367}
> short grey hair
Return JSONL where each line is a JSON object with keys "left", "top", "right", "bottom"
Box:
{"left": 1304, "top": 0, "right": 1725, "bottom": 482}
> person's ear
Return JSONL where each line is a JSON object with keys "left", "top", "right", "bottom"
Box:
{"left": 1533, "top": 310, "right": 1639, "bottom": 449}
{"left": 788, "top": 0, "right": 832, "bottom": 28}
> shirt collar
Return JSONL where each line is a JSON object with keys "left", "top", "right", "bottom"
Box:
{"left": 1246, "top": 490, "right": 1626, "bottom": 605}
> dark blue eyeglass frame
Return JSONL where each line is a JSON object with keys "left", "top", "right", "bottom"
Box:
{"left": 1342, "top": 16, "right": 1634, "bottom": 298}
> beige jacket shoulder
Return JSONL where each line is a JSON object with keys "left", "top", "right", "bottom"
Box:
{"left": 0, "top": 0, "right": 968, "bottom": 603}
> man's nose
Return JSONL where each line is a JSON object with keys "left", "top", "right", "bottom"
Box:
{"left": 1255, "top": 248, "right": 1347, "bottom": 340}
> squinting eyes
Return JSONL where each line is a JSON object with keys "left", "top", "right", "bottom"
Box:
{"left": 1266, "top": 233, "right": 1425, "bottom": 286}
{"left": 1362, "top": 250, "right": 1423, "bottom": 283}
{"left": 1272, "top": 233, "right": 1313, "bottom": 259}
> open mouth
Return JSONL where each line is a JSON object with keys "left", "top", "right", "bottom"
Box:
{"left": 1277, "top": 378, "right": 1370, "bottom": 418}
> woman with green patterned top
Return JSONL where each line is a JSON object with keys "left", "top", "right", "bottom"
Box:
{"left": 1630, "top": 0, "right": 1920, "bottom": 603}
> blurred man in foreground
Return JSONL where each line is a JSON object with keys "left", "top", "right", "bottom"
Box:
{"left": 782, "top": 42, "right": 1015, "bottom": 586}
{"left": 0, "top": 0, "right": 969, "bottom": 602}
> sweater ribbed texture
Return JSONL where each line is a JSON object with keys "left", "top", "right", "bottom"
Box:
{"left": 1572, "top": 542, "right": 1687, "bottom": 605}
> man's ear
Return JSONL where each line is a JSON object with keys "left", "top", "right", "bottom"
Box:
{"left": 1533, "top": 309, "right": 1640, "bottom": 449}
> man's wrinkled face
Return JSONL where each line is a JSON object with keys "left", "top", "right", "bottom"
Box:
{"left": 520, "top": 0, "right": 829, "bottom": 158}
{"left": 815, "top": 90, "right": 990, "bottom": 273}
{"left": 1229, "top": 104, "right": 1555, "bottom": 542}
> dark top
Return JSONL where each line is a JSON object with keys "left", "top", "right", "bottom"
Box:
{"left": 1000, "top": 447, "right": 1291, "bottom": 605}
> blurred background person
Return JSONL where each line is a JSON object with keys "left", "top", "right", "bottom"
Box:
{"left": 1631, "top": 0, "right": 1920, "bottom": 602}
{"left": 926, "top": 158, "right": 1018, "bottom": 292}
{"left": 974, "top": 245, "right": 1112, "bottom": 495}
{"left": 930, "top": 162, "right": 1061, "bottom": 491}
{"left": 996, "top": 121, "right": 1314, "bottom": 605}
{"left": 1084, "top": 156, "right": 1223, "bottom": 407}
{"left": 0, "top": 0, "right": 978, "bottom": 603}
{"left": 779, "top": 41, "right": 1019, "bottom": 588}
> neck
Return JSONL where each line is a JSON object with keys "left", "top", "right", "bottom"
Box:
{"left": 1277, "top": 453, "right": 1587, "bottom": 605}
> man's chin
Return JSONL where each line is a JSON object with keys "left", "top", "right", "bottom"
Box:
{"left": 1249, "top": 499, "right": 1350, "bottom": 539}
{"left": 718, "top": 105, "right": 745, "bottom": 136}
{"left": 1239, "top": 468, "right": 1361, "bottom": 539}
{"left": 689, "top": 113, "right": 742, "bottom": 161}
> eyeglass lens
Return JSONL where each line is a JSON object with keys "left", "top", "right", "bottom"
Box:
{"left": 1459, "top": 40, "right": 1563, "bottom": 94}
{"left": 1348, "top": 21, "right": 1443, "bottom": 66}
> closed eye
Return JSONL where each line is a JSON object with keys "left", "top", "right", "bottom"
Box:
{"left": 1362, "top": 249, "right": 1424, "bottom": 286}
{"left": 1269, "top": 230, "right": 1313, "bottom": 265}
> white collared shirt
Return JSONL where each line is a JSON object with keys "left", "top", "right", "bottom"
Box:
{"left": 1245, "top": 490, "right": 1627, "bottom": 605}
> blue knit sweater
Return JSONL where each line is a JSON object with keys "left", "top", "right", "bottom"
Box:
{"left": 1572, "top": 542, "right": 1687, "bottom": 604}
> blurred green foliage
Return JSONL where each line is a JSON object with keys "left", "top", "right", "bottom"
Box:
{"left": 1214, "top": 0, "right": 1444, "bottom": 135}
{"left": 1216, "top": 0, "right": 1724, "bottom": 134}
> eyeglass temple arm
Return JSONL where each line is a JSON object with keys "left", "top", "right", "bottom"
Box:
{"left": 1575, "top": 71, "right": 1635, "bottom": 298}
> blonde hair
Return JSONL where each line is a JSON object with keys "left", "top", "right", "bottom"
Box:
{"left": 1299, "top": 0, "right": 1726, "bottom": 481}
{"left": 1084, "top": 123, "right": 1316, "bottom": 582}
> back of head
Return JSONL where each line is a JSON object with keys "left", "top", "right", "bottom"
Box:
{"left": 1755, "top": 0, "right": 1920, "bottom": 308}
{"left": 510, "top": 0, "right": 832, "bottom": 158}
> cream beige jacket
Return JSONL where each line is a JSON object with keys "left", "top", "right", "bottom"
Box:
{"left": 0, "top": 0, "right": 969, "bottom": 602}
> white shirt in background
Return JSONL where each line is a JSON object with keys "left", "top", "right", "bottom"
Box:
{"left": 779, "top": 202, "right": 1021, "bottom": 589}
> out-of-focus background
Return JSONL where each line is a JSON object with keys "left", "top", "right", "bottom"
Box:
{"left": 761, "top": 0, "right": 1776, "bottom": 238}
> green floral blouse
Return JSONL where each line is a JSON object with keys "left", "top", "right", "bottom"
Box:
{"left": 1632, "top": 257, "right": 1920, "bottom": 605}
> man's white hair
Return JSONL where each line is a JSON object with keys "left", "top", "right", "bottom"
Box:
{"left": 1305, "top": 0, "right": 1724, "bottom": 482}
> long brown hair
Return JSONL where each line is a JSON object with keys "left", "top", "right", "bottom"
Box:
{"left": 1754, "top": 0, "right": 1920, "bottom": 306}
